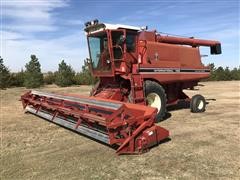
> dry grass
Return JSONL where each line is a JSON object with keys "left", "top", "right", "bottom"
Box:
{"left": 1, "top": 82, "right": 240, "bottom": 179}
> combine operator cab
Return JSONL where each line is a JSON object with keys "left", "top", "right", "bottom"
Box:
{"left": 85, "top": 20, "right": 139, "bottom": 77}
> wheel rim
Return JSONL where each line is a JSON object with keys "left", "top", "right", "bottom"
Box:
{"left": 198, "top": 100, "right": 204, "bottom": 109}
{"left": 146, "top": 93, "right": 161, "bottom": 112}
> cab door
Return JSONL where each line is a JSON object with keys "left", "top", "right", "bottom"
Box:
{"left": 110, "top": 30, "right": 127, "bottom": 73}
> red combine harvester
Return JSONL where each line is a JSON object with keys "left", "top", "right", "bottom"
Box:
{"left": 21, "top": 20, "right": 221, "bottom": 154}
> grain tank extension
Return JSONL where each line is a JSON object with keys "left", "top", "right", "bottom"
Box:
{"left": 21, "top": 20, "right": 221, "bottom": 154}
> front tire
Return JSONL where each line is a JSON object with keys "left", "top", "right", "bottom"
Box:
{"left": 145, "top": 80, "right": 166, "bottom": 121}
{"left": 190, "top": 94, "right": 206, "bottom": 113}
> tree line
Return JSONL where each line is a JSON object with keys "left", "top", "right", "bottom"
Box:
{"left": 0, "top": 55, "right": 239, "bottom": 89}
{"left": 0, "top": 55, "right": 97, "bottom": 89}
{"left": 206, "top": 63, "right": 240, "bottom": 81}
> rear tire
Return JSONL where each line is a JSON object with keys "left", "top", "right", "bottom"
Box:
{"left": 145, "top": 80, "right": 166, "bottom": 122}
{"left": 190, "top": 94, "right": 206, "bottom": 113}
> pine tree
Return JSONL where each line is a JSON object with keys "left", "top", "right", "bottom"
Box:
{"left": 74, "top": 60, "right": 98, "bottom": 85}
{"left": 224, "top": 67, "right": 232, "bottom": 80}
{"left": 9, "top": 69, "right": 25, "bottom": 87}
{"left": 0, "top": 56, "right": 11, "bottom": 89}
{"left": 208, "top": 63, "right": 216, "bottom": 81}
{"left": 24, "top": 55, "right": 43, "bottom": 88}
{"left": 43, "top": 71, "right": 56, "bottom": 85}
{"left": 231, "top": 67, "right": 240, "bottom": 80}
{"left": 214, "top": 66, "right": 225, "bottom": 81}
{"left": 55, "top": 60, "right": 75, "bottom": 87}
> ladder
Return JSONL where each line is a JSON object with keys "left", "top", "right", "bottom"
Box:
{"left": 130, "top": 74, "right": 146, "bottom": 105}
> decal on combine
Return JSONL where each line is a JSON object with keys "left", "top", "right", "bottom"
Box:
{"left": 139, "top": 68, "right": 210, "bottom": 73}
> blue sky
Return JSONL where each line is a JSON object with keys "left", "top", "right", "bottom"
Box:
{"left": 1, "top": 0, "right": 239, "bottom": 72}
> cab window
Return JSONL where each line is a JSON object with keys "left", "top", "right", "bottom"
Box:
{"left": 126, "top": 33, "right": 136, "bottom": 52}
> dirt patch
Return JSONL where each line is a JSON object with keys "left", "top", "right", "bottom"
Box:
{"left": 1, "top": 81, "right": 240, "bottom": 179}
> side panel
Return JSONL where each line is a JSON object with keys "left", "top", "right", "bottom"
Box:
{"left": 138, "top": 41, "right": 210, "bottom": 83}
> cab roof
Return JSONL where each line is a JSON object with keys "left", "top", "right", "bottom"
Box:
{"left": 84, "top": 22, "right": 141, "bottom": 34}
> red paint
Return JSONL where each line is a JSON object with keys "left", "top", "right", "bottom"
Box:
{"left": 85, "top": 25, "right": 221, "bottom": 104}
{"left": 20, "top": 21, "right": 221, "bottom": 154}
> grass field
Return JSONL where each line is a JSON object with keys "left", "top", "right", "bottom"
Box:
{"left": 1, "top": 81, "right": 240, "bottom": 179}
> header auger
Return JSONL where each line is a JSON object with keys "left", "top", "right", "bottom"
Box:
{"left": 21, "top": 20, "right": 221, "bottom": 154}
